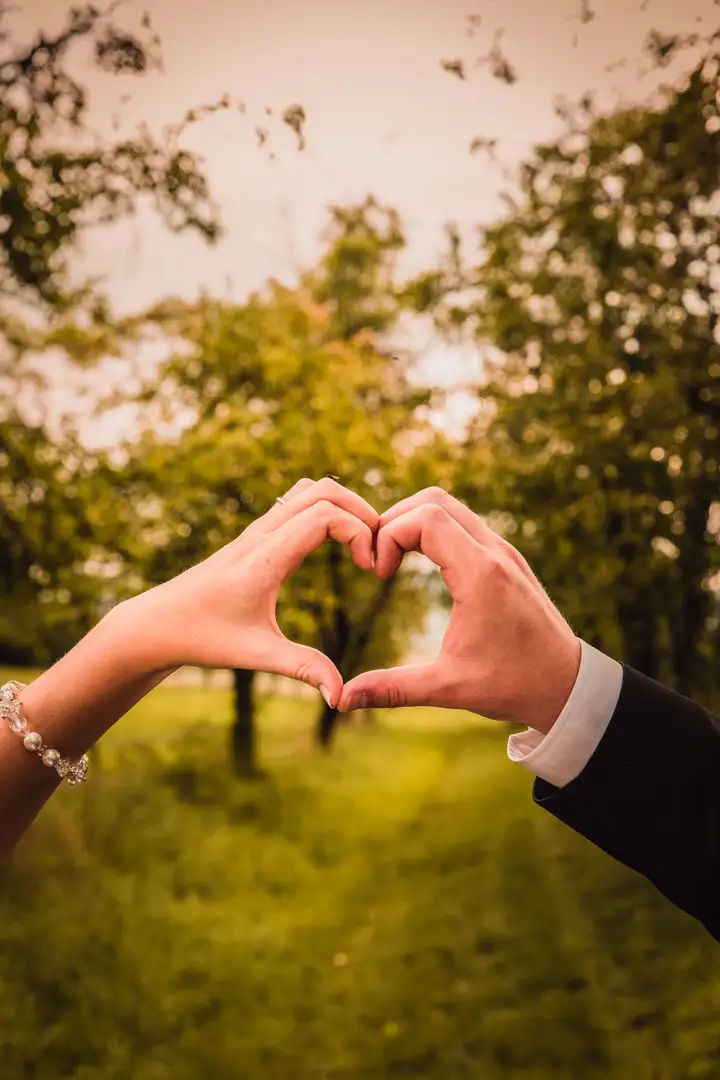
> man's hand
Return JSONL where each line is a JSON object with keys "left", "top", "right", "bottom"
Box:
{"left": 339, "top": 488, "right": 581, "bottom": 734}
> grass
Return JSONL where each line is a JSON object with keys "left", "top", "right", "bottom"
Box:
{"left": 0, "top": 672, "right": 719, "bottom": 1079}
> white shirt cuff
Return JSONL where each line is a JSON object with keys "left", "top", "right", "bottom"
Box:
{"left": 507, "top": 640, "right": 623, "bottom": 789}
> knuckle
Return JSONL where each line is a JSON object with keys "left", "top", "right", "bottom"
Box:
{"left": 284, "top": 478, "right": 313, "bottom": 497}
{"left": 351, "top": 524, "right": 370, "bottom": 547}
{"left": 484, "top": 553, "right": 511, "bottom": 584}
{"left": 424, "top": 485, "right": 449, "bottom": 505}
{"left": 497, "top": 539, "right": 532, "bottom": 578}
{"left": 317, "top": 476, "right": 341, "bottom": 493}
{"left": 494, "top": 537, "right": 518, "bottom": 563}
{"left": 497, "top": 534, "right": 520, "bottom": 558}
{"left": 507, "top": 546, "right": 529, "bottom": 573}
{"left": 315, "top": 498, "right": 336, "bottom": 519}
{"left": 423, "top": 502, "right": 451, "bottom": 526}
{"left": 386, "top": 684, "right": 407, "bottom": 709}
{"left": 294, "top": 662, "right": 313, "bottom": 685}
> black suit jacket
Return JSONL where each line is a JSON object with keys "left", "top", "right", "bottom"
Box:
{"left": 534, "top": 666, "right": 720, "bottom": 942}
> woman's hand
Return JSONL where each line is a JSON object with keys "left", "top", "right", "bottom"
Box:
{"left": 112, "top": 476, "right": 379, "bottom": 707}
{"left": 0, "top": 477, "right": 377, "bottom": 853}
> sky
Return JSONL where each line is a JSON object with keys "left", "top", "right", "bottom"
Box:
{"left": 13, "top": 0, "right": 716, "bottom": 436}
{"left": 17, "top": 0, "right": 717, "bottom": 319}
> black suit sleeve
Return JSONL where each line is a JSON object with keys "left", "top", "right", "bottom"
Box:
{"left": 534, "top": 665, "right": 720, "bottom": 941}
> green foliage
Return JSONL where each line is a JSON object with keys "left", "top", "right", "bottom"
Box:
{"left": 0, "top": 417, "right": 107, "bottom": 662}
{"left": 86, "top": 200, "right": 455, "bottom": 751}
{"left": 0, "top": 1, "right": 224, "bottom": 661}
{"left": 1, "top": 682, "right": 717, "bottom": 1079}
{"left": 461, "top": 58, "right": 720, "bottom": 693}
{"left": 0, "top": 2, "right": 218, "bottom": 329}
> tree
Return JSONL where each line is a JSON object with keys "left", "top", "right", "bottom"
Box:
{"left": 457, "top": 55, "right": 720, "bottom": 695}
{"left": 0, "top": 417, "right": 95, "bottom": 663}
{"left": 88, "top": 201, "right": 451, "bottom": 771}
{"left": 0, "top": 1, "right": 220, "bottom": 346}
{"left": 0, "top": 1, "right": 224, "bottom": 660}
{"left": 441, "top": 6, "right": 720, "bottom": 161}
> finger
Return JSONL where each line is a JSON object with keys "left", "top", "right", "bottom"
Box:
{"left": 339, "top": 662, "right": 442, "bottom": 712}
{"left": 233, "top": 478, "right": 316, "bottom": 554}
{"left": 253, "top": 500, "right": 375, "bottom": 581}
{"left": 380, "top": 487, "right": 485, "bottom": 539}
{"left": 374, "top": 503, "right": 484, "bottom": 597}
{"left": 267, "top": 477, "right": 379, "bottom": 535}
{"left": 245, "top": 478, "right": 379, "bottom": 550}
{"left": 251, "top": 633, "right": 344, "bottom": 709}
{"left": 281, "top": 477, "right": 316, "bottom": 501}
{"left": 380, "top": 487, "right": 536, "bottom": 583}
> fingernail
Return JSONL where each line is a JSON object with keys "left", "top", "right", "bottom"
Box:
{"left": 319, "top": 684, "right": 333, "bottom": 708}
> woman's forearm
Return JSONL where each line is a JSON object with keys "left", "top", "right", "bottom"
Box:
{"left": 0, "top": 601, "right": 172, "bottom": 855}
{"left": 1, "top": 478, "right": 380, "bottom": 853}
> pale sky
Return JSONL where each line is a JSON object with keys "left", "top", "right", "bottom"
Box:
{"left": 10, "top": 0, "right": 718, "bottom": 433}
{"left": 17, "top": 0, "right": 717, "bottom": 315}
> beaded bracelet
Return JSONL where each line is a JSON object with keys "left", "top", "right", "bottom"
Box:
{"left": 0, "top": 681, "right": 89, "bottom": 785}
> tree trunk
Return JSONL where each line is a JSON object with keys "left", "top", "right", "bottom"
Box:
{"left": 671, "top": 498, "right": 713, "bottom": 697}
{"left": 617, "top": 596, "right": 660, "bottom": 681}
{"left": 672, "top": 587, "right": 707, "bottom": 697}
{"left": 230, "top": 668, "right": 259, "bottom": 776}
{"left": 314, "top": 573, "right": 398, "bottom": 748}
{"left": 317, "top": 702, "right": 339, "bottom": 748}
{"left": 314, "top": 545, "right": 352, "bottom": 748}
{"left": 606, "top": 509, "right": 661, "bottom": 681}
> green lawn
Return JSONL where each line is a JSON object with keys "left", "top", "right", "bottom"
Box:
{"left": 1, "top": 675, "right": 718, "bottom": 1079}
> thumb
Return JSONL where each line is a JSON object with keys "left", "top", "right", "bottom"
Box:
{"left": 339, "top": 662, "right": 440, "bottom": 712}
{"left": 266, "top": 637, "right": 343, "bottom": 709}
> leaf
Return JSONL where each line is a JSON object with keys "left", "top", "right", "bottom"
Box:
{"left": 441, "top": 59, "right": 466, "bottom": 80}
{"left": 477, "top": 31, "right": 518, "bottom": 85}
{"left": 469, "top": 135, "right": 498, "bottom": 158}
{"left": 579, "top": 0, "right": 595, "bottom": 25}
{"left": 0, "top": 3, "right": 221, "bottom": 317}
{"left": 282, "top": 104, "right": 307, "bottom": 150}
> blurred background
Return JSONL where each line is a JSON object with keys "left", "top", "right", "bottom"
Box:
{"left": 1, "top": 0, "right": 719, "bottom": 1076}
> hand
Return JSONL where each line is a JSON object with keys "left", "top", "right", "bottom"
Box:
{"left": 339, "top": 488, "right": 581, "bottom": 734}
{"left": 114, "top": 477, "right": 379, "bottom": 708}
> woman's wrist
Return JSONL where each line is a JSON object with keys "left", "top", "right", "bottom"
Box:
{"left": 0, "top": 597, "right": 177, "bottom": 854}
{"left": 17, "top": 600, "right": 175, "bottom": 759}
{"left": 105, "top": 584, "right": 191, "bottom": 676}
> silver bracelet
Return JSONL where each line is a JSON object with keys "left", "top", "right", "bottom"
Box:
{"left": 0, "top": 681, "right": 89, "bottom": 785}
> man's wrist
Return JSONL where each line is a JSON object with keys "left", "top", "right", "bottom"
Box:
{"left": 528, "top": 634, "right": 583, "bottom": 736}
{"left": 508, "top": 642, "right": 623, "bottom": 788}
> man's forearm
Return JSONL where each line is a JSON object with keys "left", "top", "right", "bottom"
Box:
{"left": 532, "top": 666, "right": 720, "bottom": 942}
